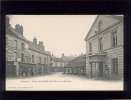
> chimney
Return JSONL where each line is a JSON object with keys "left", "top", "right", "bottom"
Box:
{"left": 38, "top": 41, "right": 45, "bottom": 51}
{"left": 20, "top": 25, "right": 23, "bottom": 35}
{"left": 62, "top": 53, "right": 64, "bottom": 57}
{"left": 15, "top": 24, "right": 23, "bottom": 35}
{"left": 33, "top": 37, "right": 37, "bottom": 46}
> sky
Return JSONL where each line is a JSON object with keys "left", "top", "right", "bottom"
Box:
{"left": 8, "top": 15, "right": 97, "bottom": 57}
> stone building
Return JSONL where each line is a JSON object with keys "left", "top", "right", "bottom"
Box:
{"left": 50, "top": 54, "right": 75, "bottom": 72}
{"left": 64, "top": 54, "right": 86, "bottom": 75}
{"left": 84, "top": 15, "right": 123, "bottom": 80}
{"left": 61, "top": 53, "right": 75, "bottom": 66}
{"left": 50, "top": 56, "right": 65, "bottom": 72}
{"left": 6, "top": 16, "right": 51, "bottom": 77}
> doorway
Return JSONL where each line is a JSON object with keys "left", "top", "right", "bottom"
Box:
{"left": 98, "top": 62, "right": 103, "bottom": 77}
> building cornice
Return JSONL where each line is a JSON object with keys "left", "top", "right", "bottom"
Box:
{"left": 87, "top": 45, "right": 123, "bottom": 56}
{"left": 103, "top": 45, "right": 123, "bottom": 52}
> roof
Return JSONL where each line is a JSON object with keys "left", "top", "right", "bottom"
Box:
{"left": 53, "top": 57, "right": 64, "bottom": 62}
{"left": 27, "top": 40, "right": 50, "bottom": 56}
{"left": 110, "top": 15, "right": 123, "bottom": 21}
{"left": 65, "top": 55, "right": 86, "bottom": 68}
{"left": 7, "top": 25, "right": 51, "bottom": 56}
{"left": 7, "top": 26, "right": 28, "bottom": 42}
{"left": 84, "top": 15, "right": 123, "bottom": 41}
{"left": 61, "top": 56, "right": 75, "bottom": 62}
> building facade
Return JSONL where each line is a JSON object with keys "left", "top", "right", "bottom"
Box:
{"left": 64, "top": 54, "right": 86, "bottom": 75}
{"left": 50, "top": 54, "right": 75, "bottom": 72}
{"left": 85, "top": 15, "right": 123, "bottom": 80}
{"left": 6, "top": 16, "right": 51, "bottom": 77}
{"left": 50, "top": 56, "right": 65, "bottom": 72}
{"left": 61, "top": 53, "right": 75, "bottom": 66}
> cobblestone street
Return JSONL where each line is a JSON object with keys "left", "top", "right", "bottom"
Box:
{"left": 6, "top": 72, "right": 123, "bottom": 91}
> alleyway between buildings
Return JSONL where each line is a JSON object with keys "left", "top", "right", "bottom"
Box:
{"left": 6, "top": 72, "right": 123, "bottom": 91}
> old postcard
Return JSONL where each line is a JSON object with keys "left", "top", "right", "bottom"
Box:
{"left": 6, "top": 15, "right": 123, "bottom": 91}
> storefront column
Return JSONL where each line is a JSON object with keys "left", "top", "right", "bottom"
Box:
{"left": 41, "top": 65, "right": 44, "bottom": 75}
{"left": 94, "top": 62, "right": 97, "bottom": 78}
{"left": 96, "top": 62, "right": 99, "bottom": 78}
{"left": 14, "top": 61, "right": 19, "bottom": 77}
{"left": 90, "top": 62, "right": 92, "bottom": 78}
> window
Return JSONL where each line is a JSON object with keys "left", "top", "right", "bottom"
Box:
{"left": 14, "top": 40, "right": 17, "bottom": 50}
{"left": 21, "top": 43, "right": 25, "bottom": 51}
{"left": 39, "top": 57, "right": 41, "bottom": 64}
{"left": 21, "top": 53, "right": 24, "bottom": 63}
{"left": 29, "top": 58, "right": 31, "bottom": 63}
{"left": 112, "top": 30, "right": 117, "bottom": 48}
{"left": 98, "top": 20, "right": 103, "bottom": 32}
{"left": 32, "top": 55, "right": 34, "bottom": 63}
{"left": 98, "top": 37, "right": 103, "bottom": 52}
{"left": 44, "top": 57, "right": 46, "bottom": 64}
{"left": 46, "top": 58, "right": 48, "bottom": 64}
{"left": 14, "top": 52, "right": 17, "bottom": 61}
{"left": 89, "top": 42, "right": 92, "bottom": 52}
{"left": 112, "top": 58, "right": 118, "bottom": 74}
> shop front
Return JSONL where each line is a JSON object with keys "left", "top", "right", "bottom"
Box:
{"left": 88, "top": 53, "right": 107, "bottom": 79}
